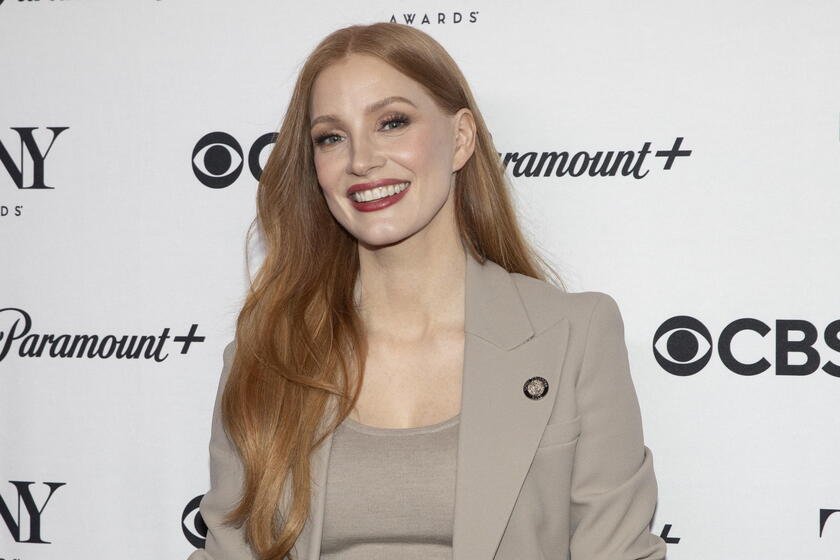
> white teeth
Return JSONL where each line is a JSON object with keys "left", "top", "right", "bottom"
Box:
{"left": 350, "top": 181, "right": 410, "bottom": 203}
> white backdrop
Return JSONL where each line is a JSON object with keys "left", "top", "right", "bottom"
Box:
{"left": 2, "top": 1, "right": 839, "bottom": 559}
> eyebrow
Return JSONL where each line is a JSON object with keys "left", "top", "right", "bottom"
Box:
{"left": 310, "top": 96, "right": 417, "bottom": 129}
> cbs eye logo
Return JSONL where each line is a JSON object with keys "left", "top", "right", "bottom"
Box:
{"left": 192, "top": 131, "right": 278, "bottom": 189}
{"left": 182, "top": 494, "right": 208, "bottom": 548}
{"left": 653, "top": 316, "right": 712, "bottom": 376}
{"left": 653, "top": 315, "right": 840, "bottom": 377}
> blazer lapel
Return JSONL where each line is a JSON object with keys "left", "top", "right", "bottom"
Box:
{"left": 293, "top": 250, "right": 570, "bottom": 560}
{"left": 453, "top": 251, "right": 569, "bottom": 559}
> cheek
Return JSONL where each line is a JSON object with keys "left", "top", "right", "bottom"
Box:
{"left": 313, "top": 153, "right": 342, "bottom": 195}
{"left": 390, "top": 125, "right": 453, "bottom": 182}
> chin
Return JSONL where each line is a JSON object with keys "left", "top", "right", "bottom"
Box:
{"left": 355, "top": 228, "right": 413, "bottom": 249}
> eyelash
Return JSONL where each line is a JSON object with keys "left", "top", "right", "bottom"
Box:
{"left": 313, "top": 112, "right": 410, "bottom": 146}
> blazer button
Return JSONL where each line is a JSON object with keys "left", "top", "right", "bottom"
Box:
{"left": 523, "top": 376, "right": 549, "bottom": 400}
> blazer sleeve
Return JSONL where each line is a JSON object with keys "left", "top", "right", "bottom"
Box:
{"left": 569, "top": 293, "right": 667, "bottom": 560}
{"left": 187, "top": 340, "right": 258, "bottom": 560}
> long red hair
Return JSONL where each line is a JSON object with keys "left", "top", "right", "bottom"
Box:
{"left": 221, "top": 21, "right": 566, "bottom": 559}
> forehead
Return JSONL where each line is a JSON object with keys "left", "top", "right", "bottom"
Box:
{"left": 309, "top": 54, "right": 431, "bottom": 117}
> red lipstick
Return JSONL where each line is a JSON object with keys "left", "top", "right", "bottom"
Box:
{"left": 347, "top": 179, "right": 411, "bottom": 213}
{"left": 347, "top": 178, "right": 408, "bottom": 196}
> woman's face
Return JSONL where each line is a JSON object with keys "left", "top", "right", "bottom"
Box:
{"left": 309, "top": 53, "right": 473, "bottom": 249}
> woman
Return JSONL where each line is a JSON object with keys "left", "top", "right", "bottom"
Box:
{"left": 189, "top": 22, "right": 666, "bottom": 560}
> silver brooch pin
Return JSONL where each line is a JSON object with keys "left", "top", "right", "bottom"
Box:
{"left": 523, "top": 376, "right": 549, "bottom": 400}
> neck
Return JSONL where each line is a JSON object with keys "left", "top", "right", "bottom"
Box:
{"left": 354, "top": 234, "right": 466, "bottom": 342}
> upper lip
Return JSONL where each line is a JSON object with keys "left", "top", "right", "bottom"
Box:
{"left": 347, "top": 178, "right": 410, "bottom": 196}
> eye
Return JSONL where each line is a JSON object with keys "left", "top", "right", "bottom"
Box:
{"left": 312, "top": 112, "right": 410, "bottom": 148}
{"left": 380, "top": 112, "right": 409, "bottom": 131}
{"left": 313, "top": 132, "right": 342, "bottom": 146}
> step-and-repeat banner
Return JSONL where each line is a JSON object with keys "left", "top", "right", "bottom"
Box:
{"left": 2, "top": 1, "right": 838, "bottom": 559}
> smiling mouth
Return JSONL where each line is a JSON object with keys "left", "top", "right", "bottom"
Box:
{"left": 349, "top": 181, "right": 411, "bottom": 203}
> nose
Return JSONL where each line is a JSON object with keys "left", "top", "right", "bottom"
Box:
{"left": 347, "top": 133, "right": 384, "bottom": 177}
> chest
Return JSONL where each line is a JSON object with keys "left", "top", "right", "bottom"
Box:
{"left": 320, "top": 413, "right": 460, "bottom": 557}
{"left": 350, "top": 330, "right": 465, "bottom": 429}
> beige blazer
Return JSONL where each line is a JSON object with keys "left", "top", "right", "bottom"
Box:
{"left": 188, "top": 250, "right": 667, "bottom": 560}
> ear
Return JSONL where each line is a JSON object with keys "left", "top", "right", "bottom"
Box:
{"left": 451, "top": 108, "right": 477, "bottom": 172}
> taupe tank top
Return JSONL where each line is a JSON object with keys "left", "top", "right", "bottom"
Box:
{"left": 320, "top": 412, "right": 460, "bottom": 559}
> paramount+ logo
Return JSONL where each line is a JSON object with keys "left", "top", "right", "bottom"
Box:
{"left": 654, "top": 315, "right": 840, "bottom": 377}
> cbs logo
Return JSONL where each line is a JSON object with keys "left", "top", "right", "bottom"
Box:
{"left": 192, "top": 131, "right": 277, "bottom": 189}
{"left": 653, "top": 316, "right": 840, "bottom": 377}
{"left": 182, "top": 494, "right": 207, "bottom": 548}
